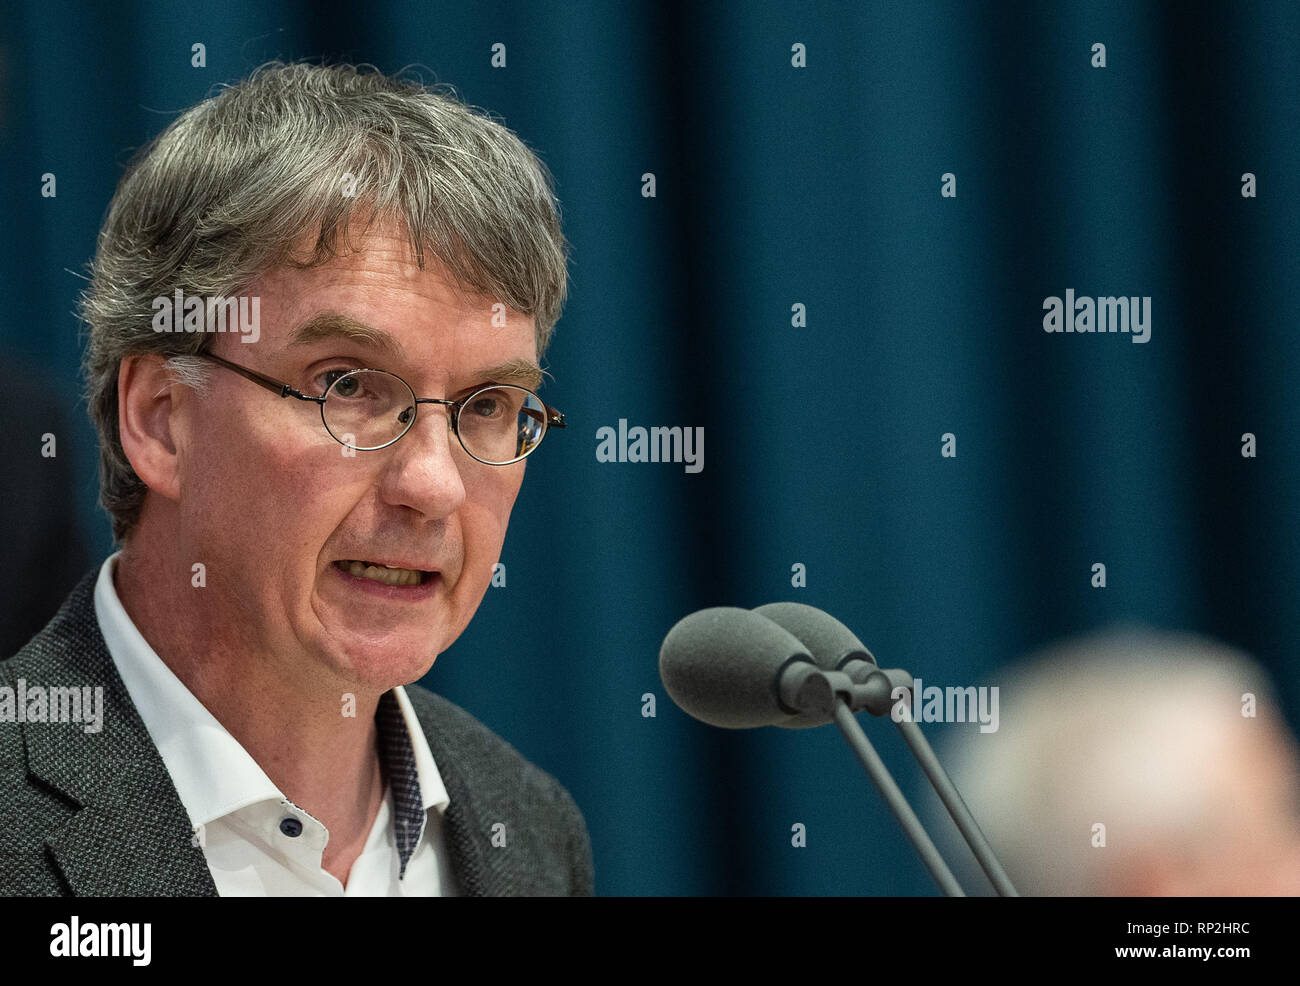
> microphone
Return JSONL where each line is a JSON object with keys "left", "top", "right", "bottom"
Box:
{"left": 658, "top": 606, "right": 817, "bottom": 729}
{"left": 659, "top": 606, "right": 966, "bottom": 896}
{"left": 754, "top": 602, "right": 1018, "bottom": 898}
{"left": 751, "top": 602, "right": 876, "bottom": 729}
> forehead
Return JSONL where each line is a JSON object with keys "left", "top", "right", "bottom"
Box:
{"left": 283, "top": 310, "right": 544, "bottom": 391}
{"left": 245, "top": 223, "right": 538, "bottom": 379}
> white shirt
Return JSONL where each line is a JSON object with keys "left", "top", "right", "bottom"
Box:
{"left": 92, "top": 552, "right": 459, "bottom": 897}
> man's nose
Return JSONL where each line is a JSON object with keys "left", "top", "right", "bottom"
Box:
{"left": 375, "top": 403, "right": 468, "bottom": 518}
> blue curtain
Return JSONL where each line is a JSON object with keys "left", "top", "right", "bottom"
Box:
{"left": 3, "top": 0, "right": 1297, "bottom": 895}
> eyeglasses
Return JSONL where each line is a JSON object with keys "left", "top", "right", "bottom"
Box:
{"left": 199, "top": 352, "right": 565, "bottom": 464}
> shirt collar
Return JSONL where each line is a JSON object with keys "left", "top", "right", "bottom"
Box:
{"left": 93, "top": 552, "right": 450, "bottom": 877}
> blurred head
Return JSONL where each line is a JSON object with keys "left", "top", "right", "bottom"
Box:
{"left": 80, "top": 61, "right": 568, "bottom": 688}
{"left": 940, "top": 628, "right": 1300, "bottom": 896}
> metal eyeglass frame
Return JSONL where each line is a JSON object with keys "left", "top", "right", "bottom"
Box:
{"left": 199, "top": 351, "right": 565, "bottom": 464}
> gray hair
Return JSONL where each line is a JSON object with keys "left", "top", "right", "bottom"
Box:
{"left": 936, "top": 628, "right": 1293, "bottom": 895}
{"left": 80, "top": 60, "right": 569, "bottom": 542}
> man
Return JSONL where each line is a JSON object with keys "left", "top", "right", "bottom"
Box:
{"left": 936, "top": 628, "right": 1300, "bottom": 896}
{"left": 0, "top": 61, "right": 593, "bottom": 896}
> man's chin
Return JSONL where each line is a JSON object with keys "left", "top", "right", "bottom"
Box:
{"left": 308, "top": 574, "right": 456, "bottom": 683}
{"left": 317, "top": 630, "right": 444, "bottom": 692}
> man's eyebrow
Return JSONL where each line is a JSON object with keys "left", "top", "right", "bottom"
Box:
{"left": 287, "top": 311, "right": 545, "bottom": 390}
{"left": 285, "top": 311, "right": 407, "bottom": 360}
{"left": 473, "top": 358, "right": 545, "bottom": 392}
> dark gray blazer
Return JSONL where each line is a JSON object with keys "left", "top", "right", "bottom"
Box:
{"left": 0, "top": 570, "right": 594, "bottom": 896}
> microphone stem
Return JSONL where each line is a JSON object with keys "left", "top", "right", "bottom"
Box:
{"left": 894, "top": 719, "right": 1019, "bottom": 897}
{"left": 830, "top": 699, "right": 966, "bottom": 897}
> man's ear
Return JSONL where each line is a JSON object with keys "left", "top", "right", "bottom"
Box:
{"left": 118, "top": 354, "right": 186, "bottom": 503}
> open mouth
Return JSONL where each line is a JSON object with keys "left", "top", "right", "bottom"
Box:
{"left": 333, "top": 560, "right": 434, "bottom": 587}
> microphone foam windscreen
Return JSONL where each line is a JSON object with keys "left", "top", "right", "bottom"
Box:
{"left": 659, "top": 606, "right": 813, "bottom": 729}
{"left": 752, "top": 602, "right": 876, "bottom": 729}
{"left": 752, "top": 602, "right": 875, "bottom": 670}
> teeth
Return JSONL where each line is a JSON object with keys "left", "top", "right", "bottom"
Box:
{"left": 341, "top": 560, "right": 425, "bottom": 587}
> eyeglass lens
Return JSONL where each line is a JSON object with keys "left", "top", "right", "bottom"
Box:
{"left": 322, "top": 369, "right": 546, "bottom": 461}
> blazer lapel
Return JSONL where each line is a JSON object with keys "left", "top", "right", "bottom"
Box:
{"left": 425, "top": 726, "right": 494, "bottom": 896}
{"left": 414, "top": 697, "right": 539, "bottom": 896}
{"left": 10, "top": 572, "right": 218, "bottom": 896}
{"left": 41, "top": 761, "right": 219, "bottom": 897}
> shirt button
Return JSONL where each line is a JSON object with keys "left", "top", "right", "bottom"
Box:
{"left": 279, "top": 817, "right": 303, "bottom": 838}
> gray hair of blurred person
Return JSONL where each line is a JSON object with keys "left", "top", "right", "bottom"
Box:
{"left": 79, "top": 61, "right": 569, "bottom": 543}
{"left": 938, "top": 628, "right": 1300, "bottom": 896}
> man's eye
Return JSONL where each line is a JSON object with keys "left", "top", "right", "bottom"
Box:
{"left": 319, "top": 369, "right": 360, "bottom": 395}
{"left": 468, "top": 395, "right": 503, "bottom": 418}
